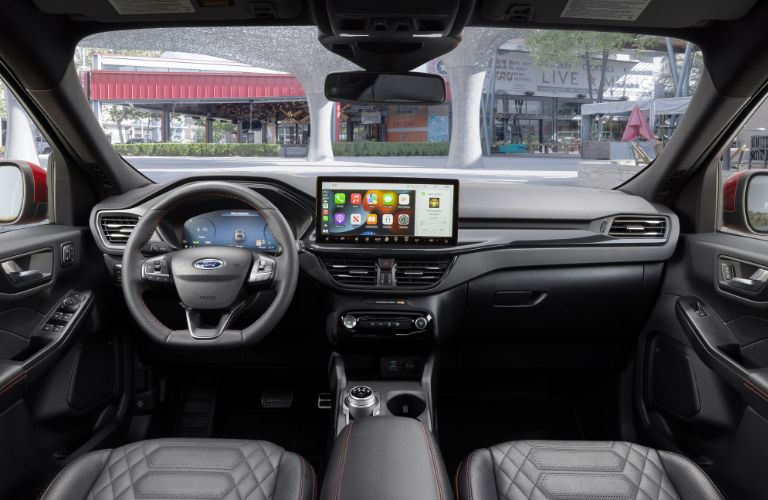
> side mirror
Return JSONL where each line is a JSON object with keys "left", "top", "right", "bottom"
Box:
{"left": 0, "top": 160, "right": 47, "bottom": 225}
{"left": 723, "top": 171, "right": 768, "bottom": 233}
{"left": 325, "top": 71, "right": 445, "bottom": 104}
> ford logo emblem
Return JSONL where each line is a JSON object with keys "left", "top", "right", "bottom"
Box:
{"left": 193, "top": 258, "right": 224, "bottom": 270}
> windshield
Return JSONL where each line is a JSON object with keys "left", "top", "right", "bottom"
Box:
{"left": 74, "top": 27, "right": 701, "bottom": 188}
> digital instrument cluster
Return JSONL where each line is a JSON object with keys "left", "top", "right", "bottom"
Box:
{"left": 182, "top": 209, "right": 278, "bottom": 252}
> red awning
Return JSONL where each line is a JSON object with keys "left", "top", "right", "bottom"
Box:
{"left": 89, "top": 71, "right": 305, "bottom": 102}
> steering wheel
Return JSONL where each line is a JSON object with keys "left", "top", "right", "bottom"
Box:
{"left": 121, "top": 181, "right": 299, "bottom": 349}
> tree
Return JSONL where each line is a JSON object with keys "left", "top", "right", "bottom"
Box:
{"left": 212, "top": 120, "right": 236, "bottom": 143}
{"left": 523, "top": 31, "right": 651, "bottom": 103}
{"left": 656, "top": 43, "right": 703, "bottom": 97}
{"left": 103, "top": 104, "right": 152, "bottom": 143}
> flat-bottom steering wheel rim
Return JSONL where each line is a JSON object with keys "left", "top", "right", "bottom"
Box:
{"left": 121, "top": 181, "right": 299, "bottom": 350}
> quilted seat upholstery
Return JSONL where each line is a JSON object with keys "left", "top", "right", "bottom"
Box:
{"left": 39, "top": 438, "right": 315, "bottom": 500}
{"left": 456, "top": 440, "right": 722, "bottom": 500}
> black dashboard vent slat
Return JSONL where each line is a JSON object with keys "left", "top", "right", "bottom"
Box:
{"left": 394, "top": 258, "right": 451, "bottom": 287}
{"left": 608, "top": 216, "right": 667, "bottom": 238}
{"left": 322, "top": 257, "right": 378, "bottom": 287}
{"left": 320, "top": 256, "right": 452, "bottom": 289}
{"left": 99, "top": 213, "right": 139, "bottom": 246}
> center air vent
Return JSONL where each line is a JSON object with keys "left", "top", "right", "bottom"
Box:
{"left": 322, "top": 257, "right": 378, "bottom": 287}
{"left": 608, "top": 216, "right": 667, "bottom": 238}
{"left": 320, "top": 256, "right": 452, "bottom": 288}
{"left": 394, "top": 258, "right": 451, "bottom": 287}
{"left": 99, "top": 213, "right": 139, "bottom": 246}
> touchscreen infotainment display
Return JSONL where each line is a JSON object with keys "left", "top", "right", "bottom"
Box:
{"left": 317, "top": 177, "right": 458, "bottom": 245}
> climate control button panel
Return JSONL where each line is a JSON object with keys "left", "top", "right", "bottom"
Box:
{"left": 338, "top": 311, "right": 432, "bottom": 338}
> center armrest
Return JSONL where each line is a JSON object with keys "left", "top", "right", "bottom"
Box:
{"left": 320, "top": 416, "right": 453, "bottom": 500}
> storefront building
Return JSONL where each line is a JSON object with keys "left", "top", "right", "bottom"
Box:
{"left": 84, "top": 44, "right": 663, "bottom": 149}
{"left": 477, "top": 44, "right": 660, "bottom": 148}
{"left": 336, "top": 104, "right": 450, "bottom": 143}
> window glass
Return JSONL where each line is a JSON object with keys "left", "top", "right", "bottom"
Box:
{"left": 76, "top": 29, "right": 700, "bottom": 189}
{"left": 720, "top": 95, "right": 768, "bottom": 237}
{"left": 0, "top": 80, "right": 50, "bottom": 233}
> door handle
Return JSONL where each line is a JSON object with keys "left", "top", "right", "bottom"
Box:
{"left": 725, "top": 268, "right": 768, "bottom": 292}
{"left": 1, "top": 260, "right": 45, "bottom": 286}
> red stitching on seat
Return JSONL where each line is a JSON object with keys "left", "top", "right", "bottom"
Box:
{"left": 466, "top": 451, "right": 474, "bottom": 500}
{"left": 37, "top": 451, "right": 101, "bottom": 500}
{"left": 420, "top": 422, "right": 444, "bottom": 500}
{"left": 455, "top": 460, "right": 464, "bottom": 500}
{"left": 334, "top": 423, "right": 353, "bottom": 500}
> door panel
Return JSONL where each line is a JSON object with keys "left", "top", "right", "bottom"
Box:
{"left": 0, "top": 224, "right": 130, "bottom": 498}
{"left": 638, "top": 233, "right": 768, "bottom": 499}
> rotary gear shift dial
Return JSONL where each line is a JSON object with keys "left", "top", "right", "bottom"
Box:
{"left": 344, "top": 385, "right": 378, "bottom": 419}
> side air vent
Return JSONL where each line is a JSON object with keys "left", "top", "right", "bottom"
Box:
{"left": 608, "top": 216, "right": 668, "bottom": 238}
{"left": 394, "top": 258, "right": 451, "bottom": 287}
{"left": 322, "top": 257, "right": 378, "bottom": 287}
{"left": 99, "top": 213, "right": 139, "bottom": 246}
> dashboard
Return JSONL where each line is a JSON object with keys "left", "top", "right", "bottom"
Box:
{"left": 87, "top": 170, "right": 680, "bottom": 357}
{"left": 182, "top": 209, "right": 279, "bottom": 253}
{"left": 90, "top": 170, "right": 680, "bottom": 296}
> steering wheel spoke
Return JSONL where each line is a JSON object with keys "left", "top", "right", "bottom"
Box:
{"left": 141, "top": 255, "right": 172, "bottom": 285}
{"left": 183, "top": 301, "right": 246, "bottom": 340}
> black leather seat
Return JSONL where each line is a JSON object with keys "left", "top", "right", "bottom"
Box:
{"left": 456, "top": 440, "right": 723, "bottom": 500}
{"left": 39, "top": 438, "right": 315, "bottom": 500}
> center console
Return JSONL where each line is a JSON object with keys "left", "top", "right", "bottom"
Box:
{"left": 329, "top": 352, "right": 436, "bottom": 435}
{"left": 320, "top": 416, "right": 453, "bottom": 500}
{"left": 313, "top": 177, "right": 457, "bottom": 499}
{"left": 322, "top": 352, "right": 451, "bottom": 500}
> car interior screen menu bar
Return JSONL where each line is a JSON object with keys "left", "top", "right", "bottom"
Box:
{"left": 318, "top": 179, "right": 457, "bottom": 245}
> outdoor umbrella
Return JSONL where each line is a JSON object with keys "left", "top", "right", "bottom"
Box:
{"left": 622, "top": 104, "right": 655, "bottom": 141}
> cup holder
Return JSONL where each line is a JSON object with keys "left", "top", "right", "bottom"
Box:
{"left": 386, "top": 393, "right": 426, "bottom": 418}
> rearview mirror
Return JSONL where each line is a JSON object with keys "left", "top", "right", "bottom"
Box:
{"left": 325, "top": 72, "right": 445, "bottom": 104}
{"left": 0, "top": 160, "right": 47, "bottom": 225}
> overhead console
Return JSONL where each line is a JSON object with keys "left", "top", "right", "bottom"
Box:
{"left": 317, "top": 0, "right": 472, "bottom": 71}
